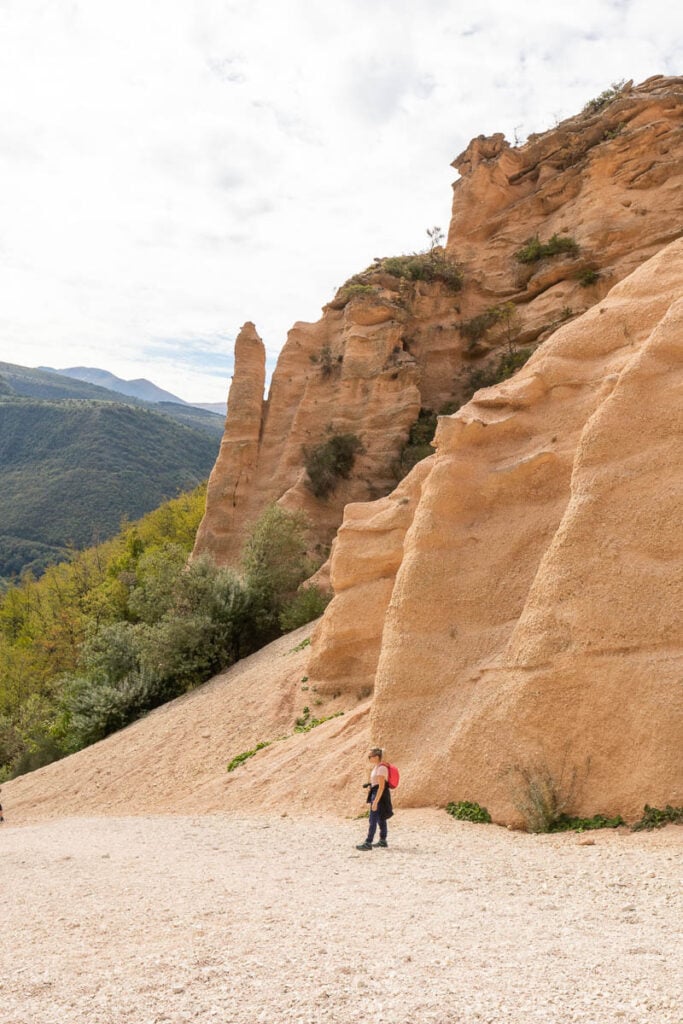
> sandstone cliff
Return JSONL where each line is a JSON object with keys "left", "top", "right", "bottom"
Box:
{"left": 4, "top": 243, "right": 680, "bottom": 829}
{"left": 8, "top": 78, "right": 680, "bottom": 830}
{"left": 194, "top": 75, "right": 683, "bottom": 571}
{"left": 306, "top": 236, "right": 683, "bottom": 822}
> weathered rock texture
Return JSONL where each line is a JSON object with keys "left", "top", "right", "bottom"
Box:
{"left": 306, "top": 457, "right": 434, "bottom": 699}
{"left": 306, "top": 236, "right": 683, "bottom": 822}
{"left": 194, "top": 300, "right": 423, "bottom": 566}
{"left": 193, "top": 322, "right": 265, "bottom": 558}
{"left": 194, "top": 75, "right": 683, "bottom": 571}
{"left": 447, "top": 75, "right": 683, "bottom": 315}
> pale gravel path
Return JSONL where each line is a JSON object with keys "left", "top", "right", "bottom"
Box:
{"left": 1, "top": 811, "right": 681, "bottom": 1024}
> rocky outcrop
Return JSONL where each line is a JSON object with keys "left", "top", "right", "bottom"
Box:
{"left": 194, "top": 76, "right": 683, "bottom": 572}
{"left": 447, "top": 74, "right": 683, "bottom": 336}
{"left": 305, "top": 237, "right": 683, "bottom": 822}
{"left": 306, "top": 456, "right": 434, "bottom": 699}
{"left": 193, "top": 291, "right": 424, "bottom": 565}
{"left": 193, "top": 322, "right": 265, "bottom": 564}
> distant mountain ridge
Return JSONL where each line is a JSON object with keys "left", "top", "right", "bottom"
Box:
{"left": 190, "top": 401, "right": 226, "bottom": 415}
{"left": 2, "top": 362, "right": 224, "bottom": 438}
{"left": 51, "top": 366, "right": 189, "bottom": 405}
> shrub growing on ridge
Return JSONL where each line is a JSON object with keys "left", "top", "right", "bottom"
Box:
{"left": 303, "top": 433, "right": 364, "bottom": 499}
{"left": 515, "top": 234, "right": 579, "bottom": 264}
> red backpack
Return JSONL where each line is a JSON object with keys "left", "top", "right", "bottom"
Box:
{"left": 381, "top": 762, "right": 400, "bottom": 790}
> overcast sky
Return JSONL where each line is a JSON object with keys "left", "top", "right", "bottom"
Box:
{"left": 0, "top": 0, "right": 680, "bottom": 402}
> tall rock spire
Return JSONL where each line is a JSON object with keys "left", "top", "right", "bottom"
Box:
{"left": 192, "top": 321, "right": 266, "bottom": 565}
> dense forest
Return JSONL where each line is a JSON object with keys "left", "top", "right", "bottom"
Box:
{"left": 0, "top": 486, "right": 328, "bottom": 781}
{"left": 0, "top": 396, "right": 220, "bottom": 580}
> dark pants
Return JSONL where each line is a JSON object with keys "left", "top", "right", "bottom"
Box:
{"left": 366, "top": 807, "right": 388, "bottom": 843}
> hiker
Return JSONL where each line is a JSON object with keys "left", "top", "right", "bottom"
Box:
{"left": 356, "top": 747, "right": 393, "bottom": 850}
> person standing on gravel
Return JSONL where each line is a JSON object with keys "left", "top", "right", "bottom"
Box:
{"left": 356, "top": 747, "right": 393, "bottom": 850}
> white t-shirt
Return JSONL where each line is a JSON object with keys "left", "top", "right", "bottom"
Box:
{"left": 370, "top": 764, "right": 388, "bottom": 786}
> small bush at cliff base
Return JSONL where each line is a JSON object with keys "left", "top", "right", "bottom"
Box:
{"left": 293, "top": 709, "right": 344, "bottom": 734}
{"left": 507, "top": 761, "right": 583, "bottom": 833}
{"left": 446, "top": 800, "right": 492, "bottom": 824}
{"left": 303, "top": 433, "right": 364, "bottom": 499}
{"left": 548, "top": 813, "right": 624, "bottom": 833}
{"left": 631, "top": 804, "right": 683, "bottom": 831}
{"left": 242, "top": 505, "right": 311, "bottom": 595}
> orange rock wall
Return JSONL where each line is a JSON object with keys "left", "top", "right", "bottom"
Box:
{"left": 194, "top": 76, "right": 683, "bottom": 573}
{"left": 447, "top": 75, "right": 683, "bottom": 317}
{"left": 193, "top": 298, "right": 423, "bottom": 566}
{"left": 307, "top": 238, "right": 683, "bottom": 822}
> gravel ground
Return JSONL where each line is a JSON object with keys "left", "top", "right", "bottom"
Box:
{"left": 1, "top": 810, "right": 681, "bottom": 1024}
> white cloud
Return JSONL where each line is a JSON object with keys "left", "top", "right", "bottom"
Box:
{"left": 0, "top": 0, "right": 680, "bottom": 401}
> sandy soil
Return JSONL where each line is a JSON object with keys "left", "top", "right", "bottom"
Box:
{"left": 2, "top": 626, "right": 681, "bottom": 1022}
{"left": 2, "top": 810, "right": 681, "bottom": 1024}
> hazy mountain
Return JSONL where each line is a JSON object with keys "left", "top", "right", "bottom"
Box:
{"left": 2, "top": 362, "right": 224, "bottom": 438}
{"left": 53, "top": 366, "right": 188, "bottom": 405}
{"left": 190, "top": 401, "right": 226, "bottom": 415}
{"left": 3, "top": 362, "right": 131, "bottom": 402}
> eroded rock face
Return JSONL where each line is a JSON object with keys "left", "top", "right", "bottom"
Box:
{"left": 193, "top": 322, "right": 265, "bottom": 565}
{"left": 307, "top": 238, "right": 683, "bottom": 822}
{"left": 194, "top": 76, "right": 683, "bottom": 572}
{"left": 193, "top": 294, "right": 423, "bottom": 565}
{"left": 447, "top": 75, "right": 683, "bottom": 347}
{"left": 306, "top": 457, "right": 434, "bottom": 698}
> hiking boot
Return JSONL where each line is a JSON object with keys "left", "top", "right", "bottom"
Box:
{"left": 355, "top": 841, "right": 373, "bottom": 850}
{"left": 373, "top": 839, "right": 388, "bottom": 848}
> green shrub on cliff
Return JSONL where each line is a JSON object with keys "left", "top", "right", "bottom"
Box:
{"left": 381, "top": 252, "right": 462, "bottom": 290}
{"left": 515, "top": 234, "right": 579, "bottom": 264}
{"left": 463, "top": 346, "right": 533, "bottom": 401}
{"left": 303, "top": 433, "right": 364, "bottom": 499}
{"left": 337, "top": 283, "right": 378, "bottom": 304}
{"left": 460, "top": 302, "right": 520, "bottom": 346}
{"left": 582, "top": 80, "right": 626, "bottom": 115}
{"left": 395, "top": 409, "right": 437, "bottom": 477}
